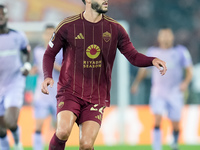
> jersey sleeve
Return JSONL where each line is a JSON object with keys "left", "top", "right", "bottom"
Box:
{"left": 117, "top": 24, "right": 155, "bottom": 67}
{"left": 19, "top": 31, "right": 29, "bottom": 52}
{"left": 43, "top": 27, "right": 66, "bottom": 79}
{"left": 177, "top": 45, "right": 193, "bottom": 68}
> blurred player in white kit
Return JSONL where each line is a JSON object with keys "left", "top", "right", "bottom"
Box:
{"left": 0, "top": 4, "right": 31, "bottom": 150}
{"left": 131, "top": 27, "right": 193, "bottom": 150}
{"left": 30, "top": 24, "right": 62, "bottom": 150}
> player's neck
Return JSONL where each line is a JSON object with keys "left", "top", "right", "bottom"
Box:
{"left": 159, "top": 44, "right": 173, "bottom": 49}
{"left": 83, "top": 10, "right": 102, "bottom": 23}
{"left": 0, "top": 26, "right": 9, "bottom": 34}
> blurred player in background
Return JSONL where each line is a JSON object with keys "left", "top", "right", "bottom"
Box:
{"left": 41, "top": 0, "right": 167, "bottom": 149}
{"left": 30, "top": 24, "right": 62, "bottom": 150}
{"left": 131, "top": 27, "right": 193, "bottom": 150}
{"left": 0, "top": 4, "right": 31, "bottom": 150}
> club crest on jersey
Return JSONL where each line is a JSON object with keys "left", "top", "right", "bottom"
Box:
{"left": 58, "top": 101, "right": 64, "bottom": 109}
{"left": 103, "top": 31, "right": 111, "bottom": 42}
{"left": 86, "top": 44, "right": 101, "bottom": 59}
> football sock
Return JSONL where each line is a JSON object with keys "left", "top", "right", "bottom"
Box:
{"left": 173, "top": 130, "right": 179, "bottom": 144}
{"left": 10, "top": 126, "right": 20, "bottom": 145}
{"left": 0, "top": 134, "right": 10, "bottom": 150}
{"left": 33, "top": 131, "right": 43, "bottom": 150}
{"left": 152, "top": 126, "right": 162, "bottom": 150}
{"left": 49, "top": 133, "right": 67, "bottom": 150}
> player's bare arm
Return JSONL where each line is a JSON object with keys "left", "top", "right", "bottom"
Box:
{"left": 152, "top": 58, "right": 167, "bottom": 75}
{"left": 131, "top": 68, "right": 147, "bottom": 94}
{"left": 180, "top": 66, "right": 193, "bottom": 92}
{"left": 29, "top": 66, "right": 38, "bottom": 75}
{"left": 41, "top": 77, "right": 54, "bottom": 94}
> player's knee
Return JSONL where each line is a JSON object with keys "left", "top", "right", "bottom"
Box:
{"left": 35, "top": 125, "right": 43, "bottom": 131}
{"left": 80, "top": 139, "right": 93, "bottom": 150}
{"left": 154, "top": 125, "right": 160, "bottom": 129}
{"left": 56, "top": 129, "right": 70, "bottom": 140}
{"left": 173, "top": 126, "right": 179, "bottom": 131}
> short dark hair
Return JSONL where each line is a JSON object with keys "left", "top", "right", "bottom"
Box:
{"left": 0, "top": 4, "right": 8, "bottom": 14}
{"left": 82, "top": 0, "right": 86, "bottom": 4}
{"left": 45, "top": 24, "right": 55, "bottom": 29}
{"left": 0, "top": 4, "right": 5, "bottom": 9}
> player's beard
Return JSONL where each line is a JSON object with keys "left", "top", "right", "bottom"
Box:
{"left": 0, "top": 17, "right": 8, "bottom": 29}
{"left": 91, "top": 2, "right": 108, "bottom": 14}
{"left": 0, "top": 22, "right": 6, "bottom": 29}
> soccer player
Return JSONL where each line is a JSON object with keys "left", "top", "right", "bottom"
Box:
{"left": 131, "top": 27, "right": 193, "bottom": 150}
{"left": 0, "top": 4, "right": 31, "bottom": 150}
{"left": 41, "top": 0, "right": 167, "bottom": 149}
{"left": 30, "top": 25, "right": 62, "bottom": 150}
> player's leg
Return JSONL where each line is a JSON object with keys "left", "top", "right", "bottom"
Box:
{"left": 152, "top": 114, "right": 162, "bottom": 150}
{"left": 0, "top": 96, "right": 10, "bottom": 150}
{"left": 33, "top": 119, "right": 45, "bottom": 150}
{"left": 150, "top": 96, "right": 165, "bottom": 150}
{"left": 168, "top": 93, "right": 183, "bottom": 150}
{"left": 171, "top": 121, "right": 180, "bottom": 150}
{"left": 33, "top": 98, "right": 50, "bottom": 150}
{"left": 79, "top": 121, "right": 100, "bottom": 150}
{"left": 4, "top": 107, "right": 23, "bottom": 150}
{"left": 49, "top": 94, "right": 84, "bottom": 150}
{"left": 4, "top": 107, "right": 20, "bottom": 140}
{"left": 42, "top": 100, "right": 57, "bottom": 150}
{"left": 4, "top": 85, "right": 25, "bottom": 150}
{"left": 49, "top": 110, "right": 77, "bottom": 150}
{"left": 0, "top": 115, "right": 10, "bottom": 150}
{"left": 78, "top": 103, "right": 105, "bottom": 150}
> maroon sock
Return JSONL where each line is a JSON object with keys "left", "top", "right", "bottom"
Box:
{"left": 49, "top": 133, "right": 67, "bottom": 150}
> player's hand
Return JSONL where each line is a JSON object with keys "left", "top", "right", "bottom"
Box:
{"left": 152, "top": 58, "right": 167, "bottom": 75}
{"left": 41, "top": 77, "right": 54, "bottom": 94}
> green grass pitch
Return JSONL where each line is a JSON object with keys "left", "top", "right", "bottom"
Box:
{"left": 14, "top": 145, "right": 200, "bottom": 150}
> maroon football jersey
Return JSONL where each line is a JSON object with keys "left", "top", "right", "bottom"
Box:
{"left": 43, "top": 12, "right": 154, "bottom": 107}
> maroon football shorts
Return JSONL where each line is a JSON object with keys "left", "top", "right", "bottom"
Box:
{"left": 57, "top": 93, "right": 106, "bottom": 125}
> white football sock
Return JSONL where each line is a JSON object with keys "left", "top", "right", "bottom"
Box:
{"left": 33, "top": 132, "right": 43, "bottom": 150}
{"left": 152, "top": 128, "right": 162, "bottom": 150}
